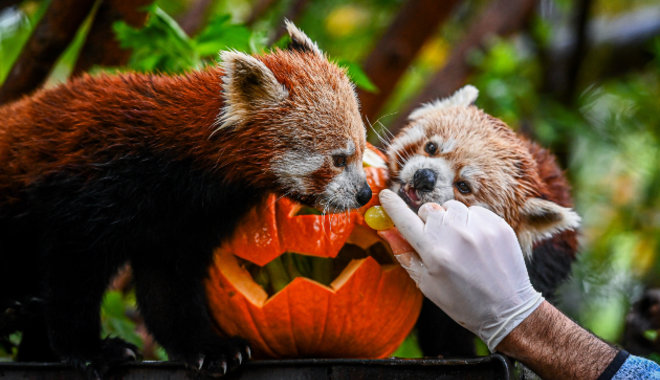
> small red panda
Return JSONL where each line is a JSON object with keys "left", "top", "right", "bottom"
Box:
{"left": 385, "top": 85, "right": 580, "bottom": 356}
{"left": 0, "top": 22, "right": 370, "bottom": 376}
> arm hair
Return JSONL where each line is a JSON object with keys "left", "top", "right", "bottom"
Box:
{"left": 496, "top": 301, "right": 618, "bottom": 379}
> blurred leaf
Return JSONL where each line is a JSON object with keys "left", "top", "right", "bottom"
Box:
{"left": 474, "top": 337, "right": 489, "bottom": 356}
{"left": 391, "top": 331, "right": 422, "bottom": 358}
{"left": 324, "top": 4, "right": 369, "bottom": 38}
{"left": 337, "top": 59, "right": 378, "bottom": 93}
{"left": 0, "top": 1, "right": 50, "bottom": 84}
{"left": 8, "top": 332, "right": 21, "bottom": 346}
{"left": 195, "top": 14, "right": 252, "bottom": 56}
{"left": 101, "top": 291, "right": 143, "bottom": 349}
{"left": 113, "top": 4, "right": 199, "bottom": 73}
{"left": 649, "top": 353, "right": 660, "bottom": 365}
{"left": 644, "top": 329, "right": 659, "bottom": 342}
{"left": 154, "top": 346, "right": 169, "bottom": 361}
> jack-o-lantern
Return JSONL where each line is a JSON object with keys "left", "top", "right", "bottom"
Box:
{"left": 205, "top": 145, "right": 423, "bottom": 358}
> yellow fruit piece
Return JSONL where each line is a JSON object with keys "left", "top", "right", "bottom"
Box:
{"left": 364, "top": 206, "right": 394, "bottom": 231}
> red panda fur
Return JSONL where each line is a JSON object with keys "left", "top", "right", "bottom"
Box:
{"left": 0, "top": 23, "right": 369, "bottom": 376}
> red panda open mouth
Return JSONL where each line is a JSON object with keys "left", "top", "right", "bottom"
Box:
{"left": 398, "top": 185, "right": 422, "bottom": 211}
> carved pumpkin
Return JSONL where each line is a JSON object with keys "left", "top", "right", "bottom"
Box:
{"left": 205, "top": 145, "right": 423, "bottom": 358}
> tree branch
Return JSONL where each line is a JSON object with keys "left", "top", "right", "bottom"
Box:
{"left": 0, "top": 0, "right": 96, "bottom": 104}
{"left": 177, "top": 0, "right": 214, "bottom": 37}
{"left": 357, "top": 0, "right": 460, "bottom": 123}
{"left": 245, "top": 0, "right": 279, "bottom": 27}
{"left": 386, "top": 0, "right": 537, "bottom": 137}
{"left": 72, "top": 0, "right": 151, "bottom": 76}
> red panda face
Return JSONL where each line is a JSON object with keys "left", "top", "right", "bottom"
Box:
{"left": 386, "top": 86, "right": 580, "bottom": 256}
{"left": 217, "top": 22, "right": 370, "bottom": 212}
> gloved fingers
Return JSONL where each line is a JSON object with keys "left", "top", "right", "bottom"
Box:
{"left": 419, "top": 202, "right": 448, "bottom": 232}
{"left": 394, "top": 251, "right": 425, "bottom": 285}
{"left": 377, "top": 228, "right": 414, "bottom": 256}
{"left": 379, "top": 190, "right": 426, "bottom": 249}
{"left": 441, "top": 200, "right": 470, "bottom": 226}
{"left": 469, "top": 205, "right": 508, "bottom": 227}
{"left": 417, "top": 202, "right": 444, "bottom": 223}
{"left": 468, "top": 206, "right": 520, "bottom": 247}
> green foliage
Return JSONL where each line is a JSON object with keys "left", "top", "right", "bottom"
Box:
{"left": 0, "top": 1, "right": 50, "bottom": 83}
{"left": 114, "top": 5, "right": 200, "bottom": 73}
{"left": 337, "top": 59, "right": 378, "bottom": 93}
{"left": 470, "top": 37, "right": 541, "bottom": 128}
{"left": 101, "top": 291, "right": 143, "bottom": 350}
{"left": 113, "top": 5, "right": 267, "bottom": 74}
{"left": 195, "top": 14, "right": 253, "bottom": 56}
{"left": 650, "top": 353, "right": 660, "bottom": 365}
{"left": 392, "top": 331, "right": 423, "bottom": 358}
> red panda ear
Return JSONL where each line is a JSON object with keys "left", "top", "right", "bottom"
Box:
{"left": 517, "top": 198, "right": 581, "bottom": 258}
{"left": 408, "top": 85, "right": 479, "bottom": 121}
{"left": 218, "top": 51, "right": 288, "bottom": 129}
{"left": 284, "top": 20, "right": 323, "bottom": 57}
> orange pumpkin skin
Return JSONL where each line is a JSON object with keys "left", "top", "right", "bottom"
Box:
{"left": 205, "top": 147, "right": 423, "bottom": 358}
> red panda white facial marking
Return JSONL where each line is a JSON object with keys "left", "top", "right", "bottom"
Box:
{"left": 387, "top": 85, "right": 581, "bottom": 257}
{"left": 317, "top": 139, "right": 371, "bottom": 212}
{"left": 217, "top": 22, "right": 370, "bottom": 212}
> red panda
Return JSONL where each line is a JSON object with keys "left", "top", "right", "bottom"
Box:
{"left": 384, "top": 85, "right": 579, "bottom": 356}
{"left": 0, "top": 22, "right": 370, "bottom": 376}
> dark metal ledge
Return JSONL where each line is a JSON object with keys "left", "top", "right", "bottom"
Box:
{"left": 0, "top": 355, "right": 515, "bottom": 379}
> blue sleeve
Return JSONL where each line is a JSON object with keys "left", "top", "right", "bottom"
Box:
{"left": 612, "top": 354, "right": 660, "bottom": 380}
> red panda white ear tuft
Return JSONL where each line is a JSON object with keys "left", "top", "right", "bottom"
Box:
{"left": 217, "top": 50, "right": 288, "bottom": 130}
{"left": 517, "top": 197, "right": 581, "bottom": 258}
{"left": 408, "top": 85, "right": 479, "bottom": 121}
{"left": 285, "top": 20, "right": 323, "bottom": 57}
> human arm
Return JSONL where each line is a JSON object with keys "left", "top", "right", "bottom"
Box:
{"left": 497, "top": 300, "right": 616, "bottom": 379}
{"left": 377, "top": 189, "right": 660, "bottom": 379}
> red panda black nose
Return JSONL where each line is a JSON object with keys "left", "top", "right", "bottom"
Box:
{"left": 413, "top": 169, "right": 436, "bottom": 193}
{"left": 356, "top": 183, "right": 372, "bottom": 206}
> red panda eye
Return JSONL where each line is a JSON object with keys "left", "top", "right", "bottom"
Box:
{"left": 424, "top": 142, "right": 438, "bottom": 155}
{"left": 455, "top": 181, "right": 471, "bottom": 194}
{"left": 332, "top": 154, "right": 347, "bottom": 168}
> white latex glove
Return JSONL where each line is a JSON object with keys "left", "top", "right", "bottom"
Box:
{"left": 378, "top": 189, "right": 544, "bottom": 352}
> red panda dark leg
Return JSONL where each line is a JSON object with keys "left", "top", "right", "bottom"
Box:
{"left": 43, "top": 246, "right": 138, "bottom": 375}
{"left": 131, "top": 249, "right": 250, "bottom": 376}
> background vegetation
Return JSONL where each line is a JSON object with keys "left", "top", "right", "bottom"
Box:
{"left": 1, "top": 0, "right": 658, "bottom": 363}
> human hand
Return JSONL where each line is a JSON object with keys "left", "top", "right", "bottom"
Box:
{"left": 378, "top": 189, "right": 544, "bottom": 351}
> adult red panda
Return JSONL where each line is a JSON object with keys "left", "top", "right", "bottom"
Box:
{"left": 384, "top": 85, "right": 580, "bottom": 356}
{"left": 0, "top": 22, "right": 371, "bottom": 376}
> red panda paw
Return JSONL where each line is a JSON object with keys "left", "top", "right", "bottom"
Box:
{"left": 184, "top": 337, "right": 252, "bottom": 377}
{"left": 65, "top": 337, "right": 140, "bottom": 380}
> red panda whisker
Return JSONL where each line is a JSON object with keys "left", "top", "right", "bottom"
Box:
{"left": 365, "top": 118, "right": 392, "bottom": 147}
{"left": 372, "top": 112, "right": 398, "bottom": 136}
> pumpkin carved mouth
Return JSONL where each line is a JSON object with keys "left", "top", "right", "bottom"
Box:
{"left": 240, "top": 242, "right": 395, "bottom": 296}
{"left": 205, "top": 146, "right": 423, "bottom": 358}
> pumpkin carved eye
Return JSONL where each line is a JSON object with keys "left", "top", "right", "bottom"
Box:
{"left": 424, "top": 142, "right": 437, "bottom": 155}
{"left": 455, "top": 181, "right": 471, "bottom": 194}
{"left": 332, "top": 154, "right": 347, "bottom": 168}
